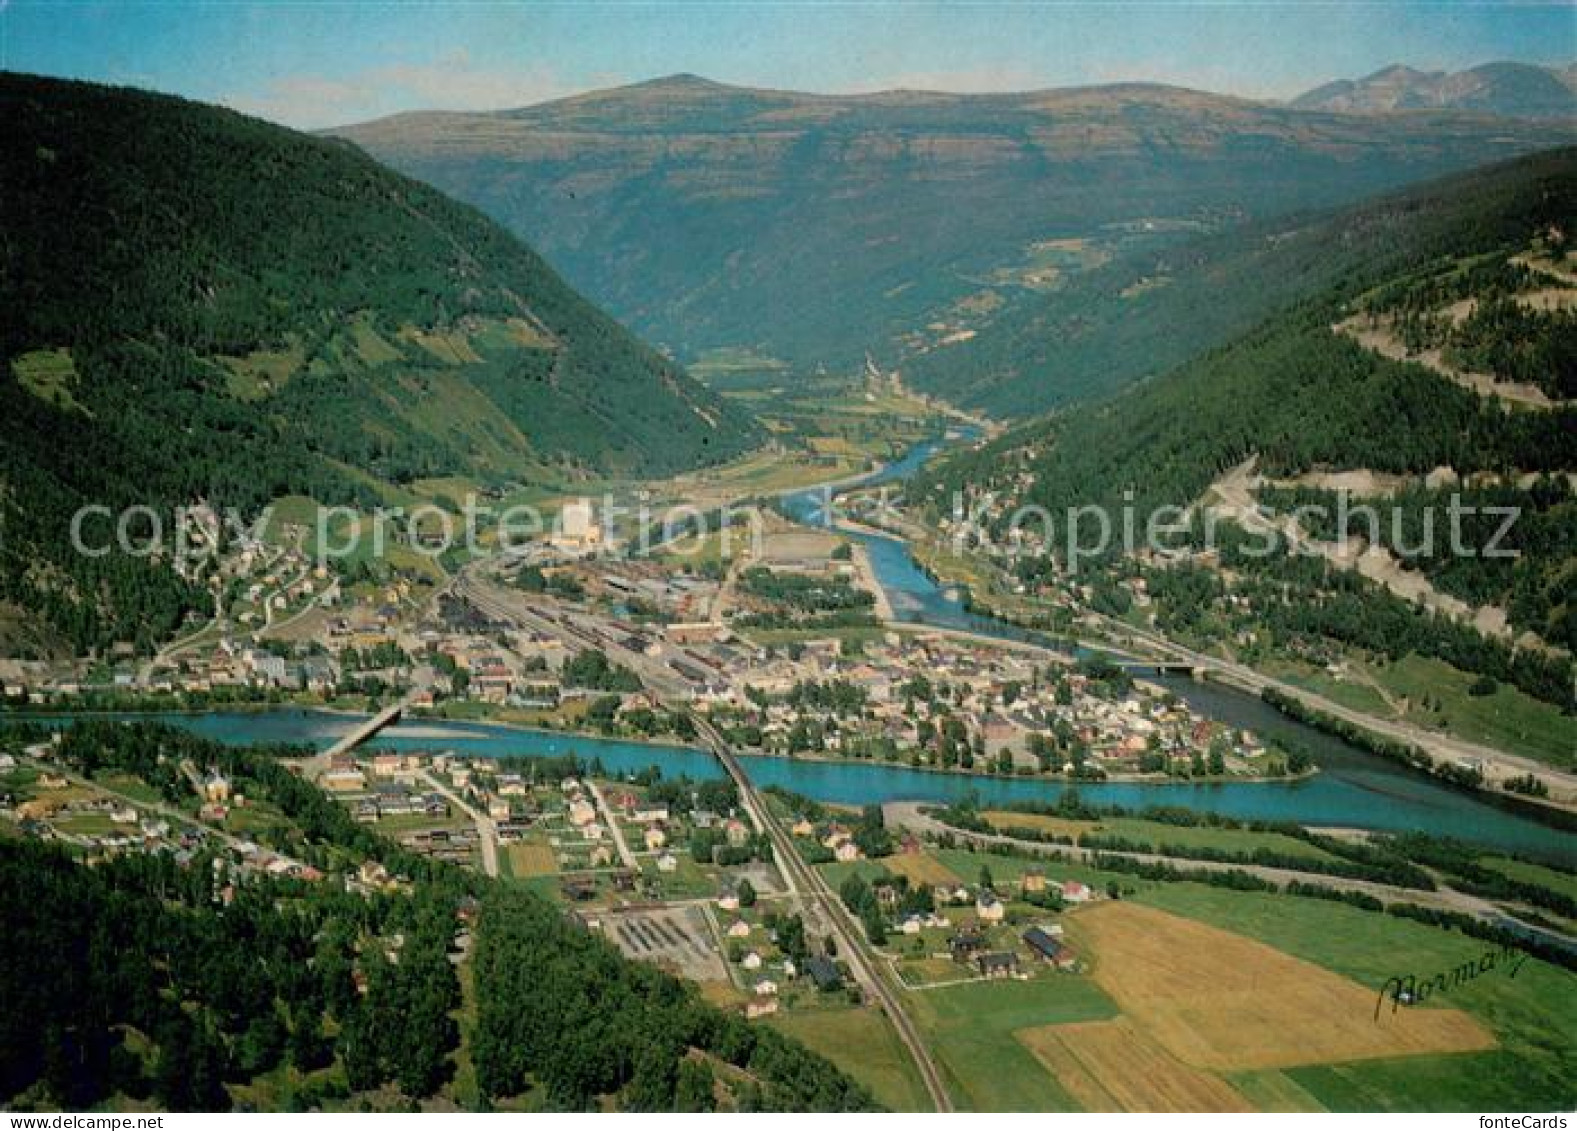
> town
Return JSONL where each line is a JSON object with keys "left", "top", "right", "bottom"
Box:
{"left": 1, "top": 497, "right": 1290, "bottom": 788}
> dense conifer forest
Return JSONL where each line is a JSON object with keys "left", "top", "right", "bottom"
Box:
{"left": 0, "top": 721, "right": 874, "bottom": 1111}
{"left": 0, "top": 73, "right": 760, "bottom": 654}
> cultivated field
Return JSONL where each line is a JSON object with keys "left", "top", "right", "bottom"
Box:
{"left": 765, "top": 1006, "right": 932, "bottom": 1112}
{"left": 1069, "top": 902, "right": 1494, "bottom": 1072}
{"left": 885, "top": 851, "right": 960, "bottom": 887}
{"left": 1019, "top": 1017, "right": 1253, "bottom": 1112}
{"left": 906, "top": 971, "right": 1118, "bottom": 1110}
{"left": 504, "top": 842, "right": 558, "bottom": 877}
{"left": 1133, "top": 885, "right": 1577, "bottom": 1110}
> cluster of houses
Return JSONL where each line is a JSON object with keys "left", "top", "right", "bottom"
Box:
{"left": 424, "top": 629, "right": 568, "bottom": 707}
{"left": 691, "top": 632, "right": 1263, "bottom": 774}
{"left": 866, "top": 864, "right": 1095, "bottom": 980}
{"left": 1, "top": 767, "right": 328, "bottom": 887}
{"left": 790, "top": 815, "right": 868, "bottom": 863}
{"left": 715, "top": 883, "right": 845, "bottom": 1019}
{"left": 947, "top": 922, "right": 1078, "bottom": 979}
{"left": 4, "top": 638, "right": 344, "bottom": 702}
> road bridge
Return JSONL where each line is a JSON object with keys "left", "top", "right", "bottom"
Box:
{"left": 301, "top": 694, "right": 411, "bottom": 779}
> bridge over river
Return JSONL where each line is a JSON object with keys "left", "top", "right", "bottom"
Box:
{"left": 299, "top": 692, "right": 416, "bottom": 778}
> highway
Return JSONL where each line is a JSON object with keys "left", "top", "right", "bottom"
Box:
{"left": 883, "top": 801, "right": 1512, "bottom": 922}
{"left": 1089, "top": 611, "right": 1577, "bottom": 807}
{"left": 691, "top": 715, "right": 954, "bottom": 1112}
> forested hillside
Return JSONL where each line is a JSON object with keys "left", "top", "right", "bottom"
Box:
{"left": 904, "top": 147, "right": 1577, "bottom": 414}
{"left": 332, "top": 75, "right": 1569, "bottom": 378}
{"left": 0, "top": 721, "right": 875, "bottom": 1112}
{"left": 0, "top": 73, "right": 759, "bottom": 653}
{"left": 916, "top": 150, "right": 1576, "bottom": 713}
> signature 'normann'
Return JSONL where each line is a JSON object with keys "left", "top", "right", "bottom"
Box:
{"left": 1375, "top": 943, "right": 1529, "bottom": 1020}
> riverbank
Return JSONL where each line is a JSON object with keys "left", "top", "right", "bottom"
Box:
{"left": 22, "top": 705, "right": 1573, "bottom": 859}
{"left": 889, "top": 510, "right": 1577, "bottom": 819}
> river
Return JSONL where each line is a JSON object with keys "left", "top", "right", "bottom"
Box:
{"left": 772, "top": 428, "right": 1575, "bottom": 863}
{"left": 28, "top": 433, "right": 1575, "bottom": 863}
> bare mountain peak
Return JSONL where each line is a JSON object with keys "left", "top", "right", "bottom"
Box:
{"left": 1293, "top": 60, "right": 1577, "bottom": 119}
{"left": 1361, "top": 63, "right": 1436, "bottom": 82}
{"left": 638, "top": 72, "right": 728, "bottom": 90}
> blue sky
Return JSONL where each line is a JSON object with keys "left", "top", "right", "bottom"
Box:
{"left": 2, "top": 1, "right": 1573, "bottom": 127}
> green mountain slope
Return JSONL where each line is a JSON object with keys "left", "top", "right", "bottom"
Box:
{"left": 903, "top": 147, "right": 1577, "bottom": 415}
{"left": 0, "top": 72, "right": 760, "bottom": 653}
{"left": 916, "top": 150, "right": 1576, "bottom": 712}
{"left": 331, "top": 74, "right": 1571, "bottom": 380}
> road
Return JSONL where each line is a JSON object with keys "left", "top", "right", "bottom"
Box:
{"left": 884, "top": 801, "right": 1512, "bottom": 922}
{"left": 1089, "top": 611, "right": 1577, "bottom": 807}
{"left": 24, "top": 746, "right": 284, "bottom": 860}
{"left": 586, "top": 777, "right": 637, "bottom": 870}
{"left": 692, "top": 716, "right": 954, "bottom": 1112}
{"left": 829, "top": 472, "right": 1573, "bottom": 809}
{"left": 138, "top": 587, "right": 226, "bottom": 682}
{"left": 263, "top": 578, "right": 339, "bottom": 639}
{"left": 420, "top": 769, "right": 499, "bottom": 878}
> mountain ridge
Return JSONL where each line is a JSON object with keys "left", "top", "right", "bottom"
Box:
{"left": 330, "top": 72, "right": 1572, "bottom": 380}
{"left": 913, "top": 147, "right": 1577, "bottom": 698}
{"left": 1291, "top": 60, "right": 1577, "bottom": 119}
{"left": 0, "top": 71, "right": 760, "bottom": 653}
{"left": 900, "top": 146, "right": 1577, "bottom": 415}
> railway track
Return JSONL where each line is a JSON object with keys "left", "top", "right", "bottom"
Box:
{"left": 694, "top": 717, "right": 954, "bottom": 1112}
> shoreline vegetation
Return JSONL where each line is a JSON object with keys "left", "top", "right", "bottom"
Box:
{"left": 1257, "top": 686, "right": 1575, "bottom": 823}
{"left": 922, "top": 796, "right": 1577, "bottom": 973}
{"left": 1, "top": 696, "right": 1320, "bottom": 789}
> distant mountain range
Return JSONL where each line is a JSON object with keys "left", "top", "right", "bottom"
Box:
{"left": 0, "top": 72, "right": 759, "bottom": 653}
{"left": 331, "top": 72, "right": 1573, "bottom": 380}
{"left": 1292, "top": 62, "right": 1577, "bottom": 120}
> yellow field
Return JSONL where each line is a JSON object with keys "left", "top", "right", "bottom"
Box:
{"left": 1068, "top": 902, "right": 1494, "bottom": 1072}
{"left": 981, "top": 810, "right": 1098, "bottom": 839}
{"left": 886, "top": 851, "right": 960, "bottom": 887}
{"left": 1019, "top": 1018, "right": 1253, "bottom": 1112}
{"left": 505, "top": 843, "right": 558, "bottom": 877}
